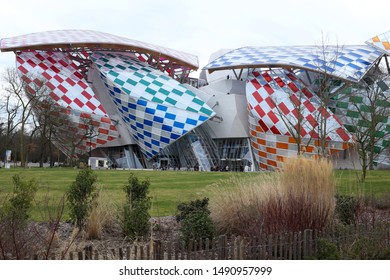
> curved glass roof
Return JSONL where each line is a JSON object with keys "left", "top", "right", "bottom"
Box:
{"left": 0, "top": 29, "right": 198, "bottom": 70}
{"left": 365, "top": 30, "right": 390, "bottom": 55}
{"left": 203, "top": 45, "right": 383, "bottom": 82}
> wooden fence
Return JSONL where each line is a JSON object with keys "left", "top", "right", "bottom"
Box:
{"left": 31, "top": 224, "right": 390, "bottom": 260}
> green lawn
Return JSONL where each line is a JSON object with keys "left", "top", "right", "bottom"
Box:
{"left": 0, "top": 167, "right": 389, "bottom": 220}
{"left": 334, "top": 169, "right": 390, "bottom": 197}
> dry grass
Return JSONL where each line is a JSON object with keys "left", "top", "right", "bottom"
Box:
{"left": 85, "top": 189, "right": 116, "bottom": 240}
{"left": 210, "top": 157, "right": 336, "bottom": 236}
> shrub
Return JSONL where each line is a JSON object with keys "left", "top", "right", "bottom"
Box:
{"left": 176, "top": 197, "right": 211, "bottom": 222}
{"left": 2, "top": 175, "right": 38, "bottom": 222}
{"left": 335, "top": 194, "right": 360, "bottom": 225}
{"left": 210, "top": 157, "right": 336, "bottom": 236}
{"left": 0, "top": 175, "right": 38, "bottom": 259}
{"left": 316, "top": 239, "right": 340, "bottom": 260}
{"left": 121, "top": 173, "right": 151, "bottom": 239}
{"left": 176, "top": 198, "right": 215, "bottom": 245}
{"left": 66, "top": 169, "right": 98, "bottom": 229}
{"left": 347, "top": 236, "right": 390, "bottom": 260}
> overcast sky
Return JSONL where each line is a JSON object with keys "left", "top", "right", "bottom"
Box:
{"left": 0, "top": 0, "right": 389, "bottom": 77}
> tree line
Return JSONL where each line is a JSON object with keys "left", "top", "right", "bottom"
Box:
{"left": 0, "top": 68, "right": 96, "bottom": 168}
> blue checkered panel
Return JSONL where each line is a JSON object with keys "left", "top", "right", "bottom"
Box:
{"left": 91, "top": 52, "right": 215, "bottom": 159}
{"left": 204, "top": 45, "right": 383, "bottom": 82}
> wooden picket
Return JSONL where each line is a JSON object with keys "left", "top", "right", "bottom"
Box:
{"left": 29, "top": 224, "right": 390, "bottom": 260}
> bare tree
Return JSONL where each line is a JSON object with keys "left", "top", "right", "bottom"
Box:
{"left": 269, "top": 70, "right": 317, "bottom": 156}
{"left": 2, "top": 68, "right": 48, "bottom": 167}
{"left": 311, "top": 35, "right": 349, "bottom": 158}
{"left": 31, "top": 95, "right": 65, "bottom": 167}
{"left": 346, "top": 75, "right": 390, "bottom": 181}
{"left": 52, "top": 113, "right": 100, "bottom": 167}
{"left": 0, "top": 93, "right": 20, "bottom": 164}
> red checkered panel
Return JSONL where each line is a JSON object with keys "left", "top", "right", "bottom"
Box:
{"left": 16, "top": 51, "right": 107, "bottom": 115}
{"left": 16, "top": 51, "right": 118, "bottom": 156}
{"left": 246, "top": 69, "right": 352, "bottom": 143}
{"left": 45, "top": 108, "right": 118, "bottom": 158}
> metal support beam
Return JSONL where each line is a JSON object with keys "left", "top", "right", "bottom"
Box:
{"left": 385, "top": 55, "right": 390, "bottom": 74}
{"left": 231, "top": 68, "right": 244, "bottom": 80}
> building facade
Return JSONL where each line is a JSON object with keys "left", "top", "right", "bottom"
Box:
{"left": 1, "top": 30, "right": 389, "bottom": 170}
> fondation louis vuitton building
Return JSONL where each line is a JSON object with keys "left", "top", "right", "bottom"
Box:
{"left": 1, "top": 30, "right": 389, "bottom": 170}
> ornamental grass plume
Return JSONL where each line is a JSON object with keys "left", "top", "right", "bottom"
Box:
{"left": 209, "top": 157, "right": 336, "bottom": 236}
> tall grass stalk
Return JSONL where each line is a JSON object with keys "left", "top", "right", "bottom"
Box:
{"left": 210, "top": 157, "right": 336, "bottom": 236}
{"left": 86, "top": 189, "right": 115, "bottom": 240}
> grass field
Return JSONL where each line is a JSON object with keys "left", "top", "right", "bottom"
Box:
{"left": 0, "top": 167, "right": 389, "bottom": 220}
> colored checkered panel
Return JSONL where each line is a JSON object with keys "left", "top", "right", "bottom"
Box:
{"left": 16, "top": 51, "right": 119, "bottom": 156}
{"left": 17, "top": 51, "right": 106, "bottom": 115}
{"left": 246, "top": 69, "right": 353, "bottom": 143}
{"left": 365, "top": 30, "right": 390, "bottom": 55}
{"left": 204, "top": 45, "right": 383, "bottom": 82}
{"left": 39, "top": 107, "right": 118, "bottom": 158}
{"left": 248, "top": 113, "right": 348, "bottom": 171}
{"left": 331, "top": 80, "right": 390, "bottom": 166}
{"left": 92, "top": 51, "right": 215, "bottom": 159}
{"left": 0, "top": 30, "right": 198, "bottom": 69}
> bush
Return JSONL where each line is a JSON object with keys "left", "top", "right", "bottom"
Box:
{"left": 121, "top": 173, "right": 151, "bottom": 239}
{"left": 2, "top": 175, "right": 38, "bottom": 222}
{"left": 335, "top": 194, "right": 360, "bottom": 225}
{"left": 66, "top": 169, "right": 98, "bottom": 229}
{"left": 176, "top": 197, "right": 210, "bottom": 222}
{"left": 347, "top": 236, "right": 390, "bottom": 260}
{"left": 316, "top": 239, "right": 340, "bottom": 260}
{"left": 176, "top": 198, "right": 215, "bottom": 245}
{"left": 0, "top": 175, "right": 38, "bottom": 259}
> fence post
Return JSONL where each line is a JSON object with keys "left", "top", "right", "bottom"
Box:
{"left": 78, "top": 251, "right": 83, "bottom": 260}
{"left": 218, "top": 235, "right": 227, "bottom": 260}
{"left": 205, "top": 238, "right": 210, "bottom": 260}
{"left": 146, "top": 243, "right": 150, "bottom": 260}
{"left": 140, "top": 245, "right": 145, "bottom": 260}
{"left": 240, "top": 237, "right": 246, "bottom": 260}
{"left": 173, "top": 241, "right": 179, "bottom": 260}
{"left": 126, "top": 246, "right": 131, "bottom": 260}
{"left": 267, "top": 234, "right": 273, "bottom": 259}
{"left": 153, "top": 240, "right": 162, "bottom": 260}
{"left": 167, "top": 241, "right": 172, "bottom": 260}
{"left": 84, "top": 246, "right": 92, "bottom": 260}
{"left": 303, "top": 229, "right": 312, "bottom": 258}
{"left": 134, "top": 244, "right": 138, "bottom": 260}
{"left": 119, "top": 247, "right": 124, "bottom": 260}
{"left": 233, "top": 237, "right": 239, "bottom": 260}
{"left": 297, "top": 231, "right": 302, "bottom": 260}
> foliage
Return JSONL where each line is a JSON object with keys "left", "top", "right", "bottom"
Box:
{"left": 176, "top": 198, "right": 215, "bottom": 245}
{"left": 121, "top": 173, "right": 151, "bottom": 239}
{"left": 2, "top": 175, "right": 38, "bottom": 222}
{"left": 123, "top": 173, "right": 150, "bottom": 203}
{"left": 316, "top": 239, "right": 340, "bottom": 260}
{"left": 66, "top": 169, "right": 98, "bottom": 229}
{"left": 0, "top": 175, "right": 38, "bottom": 259}
{"left": 176, "top": 197, "right": 211, "bottom": 222}
{"left": 335, "top": 194, "right": 360, "bottom": 225}
{"left": 347, "top": 236, "right": 390, "bottom": 260}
